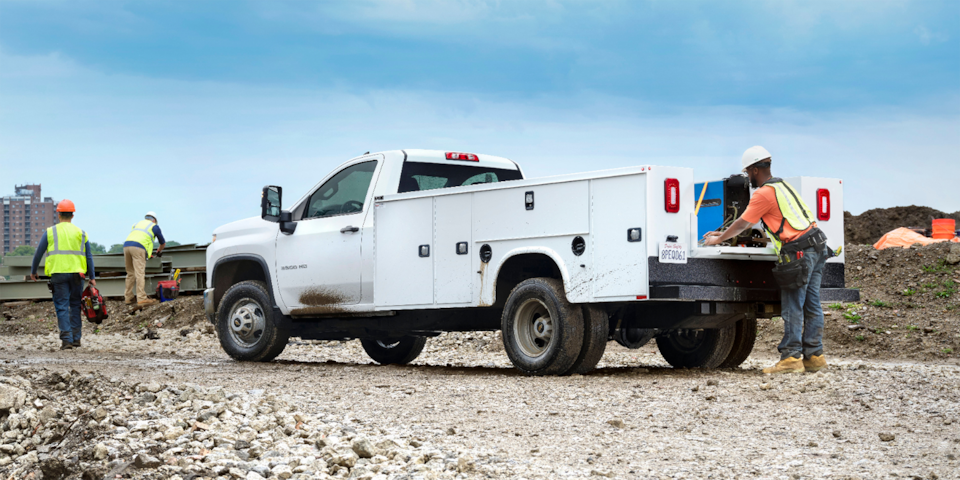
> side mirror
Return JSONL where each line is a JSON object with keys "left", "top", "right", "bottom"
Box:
{"left": 261, "top": 186, "right": 282, "bottom": 222}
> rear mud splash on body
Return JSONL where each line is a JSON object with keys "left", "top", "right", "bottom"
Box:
{"left": 291, "top": 288, "right": 351, "bottom": 316}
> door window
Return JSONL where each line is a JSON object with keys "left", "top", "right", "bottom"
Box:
{"left": 303, "top": 161, "right": 377, "bottom": 219}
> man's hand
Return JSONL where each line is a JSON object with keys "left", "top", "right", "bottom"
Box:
{"left": 89, "top": 279, "right": 97, "bottom": 286}
{"left": 702, "top": 232, "right": 724, "bottom": 246}
{"left": 29, "top": 274, "right": 38, "bottom": 282}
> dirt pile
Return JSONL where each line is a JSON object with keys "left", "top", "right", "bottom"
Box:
{"left": 844, "top": 206, "right": 960, "bottom": 245}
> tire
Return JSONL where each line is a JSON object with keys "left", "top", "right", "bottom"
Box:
{"left": 656, "top": 327, "right": 735, "bottom": 369}
{"left": 614, "top": 327, "right": 656, "bottom": 349}
{"left": 565, "top": 304, "right": 609, "bottom": 375}
{"left": 718, "top": 318, "right": 758, "bottom": 368}
{"left": 501, "top": 278, "right": 584, "bottom": 376}
{"left": 360, "top": 336, "right": 427, "bottom": 365}
{"left": 217, "top": 280, "right": 290, "bottom": 362}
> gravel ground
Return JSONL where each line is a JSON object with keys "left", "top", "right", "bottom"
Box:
{"left": 0, "top": 331, "right": 958, "bottom": 479}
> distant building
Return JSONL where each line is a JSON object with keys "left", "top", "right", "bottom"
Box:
{"left": 1, "top": 184, "right": 59, "bottom": 254}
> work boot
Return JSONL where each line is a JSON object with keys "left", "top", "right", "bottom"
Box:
{"left": 762, "top": 357, "right": 804, "bottom": 375}
{"left": 72, "top": 340, "right": 81, "bottom": 348}
{"left": 137, "top": 299, "right": 159, "bottom": 307}
{"left": 803, "top": 354, "right": 827, "bottom": 372}
{"left": 60, "top": 341, "right": 74, "bottom": 351}
{"left": 124, "top": 299, "right": 135, "bottom": 305}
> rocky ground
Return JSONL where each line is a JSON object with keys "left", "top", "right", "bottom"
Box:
{"left": 0, "top": 243, "right": 958, "bottom": 479}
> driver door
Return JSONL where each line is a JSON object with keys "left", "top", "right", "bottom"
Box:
{"left": 275, "top": 159, "right": 379, "bottom": 312}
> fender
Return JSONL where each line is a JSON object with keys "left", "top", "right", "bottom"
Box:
{"left": 486, "top": 246, "right": 574, "bottom": 306}
{"left": 211, "top": 254, "right": 289, "bottom": 326}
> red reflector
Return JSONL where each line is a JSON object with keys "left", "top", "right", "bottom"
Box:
{"left": 816, "top": 188, "right": 830, "bottom": 221}
{"left": 636, "top": 295, "right": 647, "bottom": 300}
{"left": 664, "top": 178, "right": 680, "bottom": 213}
{"left": 445, "top": 152, "right": 479, "bottom": 162}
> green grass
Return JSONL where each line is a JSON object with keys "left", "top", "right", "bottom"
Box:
{"left": 843, "top": 312, "right": 862, "bottom": 323}
{"left": 902, "top": 288, "right": 917, "bottom": 296}
{"left": 922, "top": 282, "right": 938, "bottom": 290}
{"left": 870, "top": 300, "right": 890, "bottom": 308}
{"left": 921, "top": 260, "right": 952, "bottom": 274}
{"left": 943, "top": 348, "right": 954, "bottom": 354}
{"left": 855, "top": 335, "right": 865, "bottom": 342}
{"left": 828, "top": 303, "right": 845, "bottom": 310}
{"left": 907, "top": 325, "right": 919, "bottom": 331}
{"left": 874, "top": 328, "right": 883, "bottom": 334}
{"left": 936, "top": 280, "right": 958, "bottom": 299}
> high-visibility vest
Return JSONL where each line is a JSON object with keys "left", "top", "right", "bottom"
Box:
{"left": 760, "top": 178, "right": 816, "bottom": 255}
{"left": 44, "top": 223, "right": 87, "bottom": 276}
{"left": 126, "top": 219, "right": 157, "bottom": 257}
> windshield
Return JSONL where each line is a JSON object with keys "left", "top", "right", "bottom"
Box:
{"left": 398, "top": 162, "right": 523, "bottom": 193}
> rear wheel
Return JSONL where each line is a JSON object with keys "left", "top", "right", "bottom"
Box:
{"left": 564, "top": 304, "right": 609, "bottom": 375}
{"left": 718, "top": 318, "right": 758, "bottom": 368}
{"left": 360, "top": 336, "right": 427, "bottom": 365}
{"left": 656, "top": 327, "right": 735, "bottom": 369}
{"left": 501, "top": 278, "right": 583, "bottom": 376}
{"left": 217, "top": 280, "right": 289, "bottom": 362}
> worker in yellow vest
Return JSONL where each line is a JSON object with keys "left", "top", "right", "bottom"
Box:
{"left": 123, "top": 211, "right": 166, "bottom": 306}
{"left": 703, "top": 146, "right": 829, "bottom": 375}
{"left": 29, "top": 199, "right": 96, "bottom": 350}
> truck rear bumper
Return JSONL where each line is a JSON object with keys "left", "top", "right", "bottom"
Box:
{"left": 649, "top": 285, "right": 860, "bottom": 303}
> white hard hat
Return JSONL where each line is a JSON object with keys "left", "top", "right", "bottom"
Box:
{"left": 741, "top": 146, "right": 772, "bottom": 172}
{"left": 145, "top": 211, "right": 158, "bottom": 222}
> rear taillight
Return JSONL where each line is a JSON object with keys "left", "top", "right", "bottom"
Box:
{"left": 664, "top": 178, "right": 680, "bottom": 213}
{"left": 446, "top": 152, "right": 479, "bottom": 161}
{"left": 816, "top": 188, "right": 830, "bottom": 221}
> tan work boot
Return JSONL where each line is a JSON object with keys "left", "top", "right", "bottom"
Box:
{"left": 762, "top": 357, "right": 805, "bottom": 375}
{"left": 137, "top": 299, "right": 159, "bottom": 306}
{"left": 803, "top": 354, "right": 827, "bottom": 372}
{"left": 124, "top": 299, "right": 135, "bottom": 305}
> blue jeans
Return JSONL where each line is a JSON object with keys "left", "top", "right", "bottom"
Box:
{"left": 50, "top": 273, "right": 83, "bottom": 343}
{"left": 778, "top": 246, "right": 828, "bottom": 360}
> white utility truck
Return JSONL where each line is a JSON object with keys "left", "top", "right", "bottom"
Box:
{"left": 204, "top": 149, "right": 858, "bottom": 375}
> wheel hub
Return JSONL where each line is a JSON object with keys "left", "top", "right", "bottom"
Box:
{"left": 514, "top": 299, "right": 554, "bottom": 357}
{"left": 228, "top": 300, "right": 265, "bottom": 347}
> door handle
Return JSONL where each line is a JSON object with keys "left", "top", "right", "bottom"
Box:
{"left": 340, "top": 226, "right": 360, "bottom": 233}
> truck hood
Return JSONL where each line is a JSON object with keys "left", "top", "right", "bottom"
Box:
{"left": 213, "top": 216, "right": 273, "bottom": 240}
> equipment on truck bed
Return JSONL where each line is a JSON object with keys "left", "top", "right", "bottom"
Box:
{"left": 695, "top": 174, "right": 768, "bottom": 246}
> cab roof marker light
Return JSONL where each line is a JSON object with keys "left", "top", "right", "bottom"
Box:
{"left": 445, "top": 152, "right": 480, "bottom": 162}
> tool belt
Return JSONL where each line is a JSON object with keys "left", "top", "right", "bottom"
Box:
{"left": 772, "top": 227, "right": 827, "bottom": 290}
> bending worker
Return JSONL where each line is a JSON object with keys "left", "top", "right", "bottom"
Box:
{"left": 124, "top": 211, "right": 166, "bottom": 306}
{"left": 702, "top": 146, "right": 829, "bottom": 375}
{"left": 29, "top": 199, "right": 96, "bottom": 350}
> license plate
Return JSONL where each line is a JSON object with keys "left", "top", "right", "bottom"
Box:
{"left": 659, "top": 242, "right": 687, "bottom": 264}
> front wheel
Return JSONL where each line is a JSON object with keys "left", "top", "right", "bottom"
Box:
{"left": 217, "top": 280, "right": 289, "bottom": 362}
{"left": 360, "top": 336, "right": 426, "bottom": 365}
{"left": 656, "top": 327, "right": 735, "bottom": 369}
{"left": 501, "top": 278, "right": 584, "bottom": 376}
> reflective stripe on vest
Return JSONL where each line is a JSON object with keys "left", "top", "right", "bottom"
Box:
{"left": 760, "top": 178, "right": 815, "bottom": 255}
{"left": 126, "top": 219, "right": 157, "bottom": 257}
{"left": 44, "top": 223, "right": 87, "bottom": 276}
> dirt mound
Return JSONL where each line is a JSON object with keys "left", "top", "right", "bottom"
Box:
{"left": 844, "top": 206, "right": 960, "bottom": 245}
{"left": 0, "top": 296, "right": 207, "bottom": 338}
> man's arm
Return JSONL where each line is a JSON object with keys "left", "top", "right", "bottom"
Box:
{"left": 29, "top": 232, "right": 49, "bottom": 281}
{"left": 153, "top": 225, "right": 166, "bottom": 256}
{"left": 84, "top": 241, "right": 96, "bottom": 285}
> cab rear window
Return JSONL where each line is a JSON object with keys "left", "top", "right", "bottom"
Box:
{"left": 398, "top": 162, "right": 522, "bottom": 193}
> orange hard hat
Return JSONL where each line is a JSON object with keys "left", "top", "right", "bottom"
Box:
{"left": 56, "top": 199, "right": 76, "bottom": 212}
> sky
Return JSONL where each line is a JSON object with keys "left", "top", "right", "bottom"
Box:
{"left": 1, "top": 0, "right": 958, "bottom": 245}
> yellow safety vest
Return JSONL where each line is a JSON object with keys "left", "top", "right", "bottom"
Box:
{"left": 760, "top": 178, "right": 815, "bottom": 255}
{"left": 126, "top": 219, "right": 157, "bottom": 257}
{"left": 44, "top": 223, "right": 87, "bottom": 276}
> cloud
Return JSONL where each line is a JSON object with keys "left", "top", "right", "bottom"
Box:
{"left": 914, "top": 25, "right": 949, "bottom": 45}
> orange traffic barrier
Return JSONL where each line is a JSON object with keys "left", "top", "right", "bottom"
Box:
{"left": 932, "top": 218, "right": 956, "bottom": 239}
{"left": 873, "top": 227, "right": 960, "bottom": 250}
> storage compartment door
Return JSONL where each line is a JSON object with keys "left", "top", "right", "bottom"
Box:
{"left": 434, "top": 194, "right": 474, "bottom": 304}
{"left": 374, "top": 197, "right": 434, "bottom": 307}
{"left": 590, "top": 174, "right": 647, "bottom": 299}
